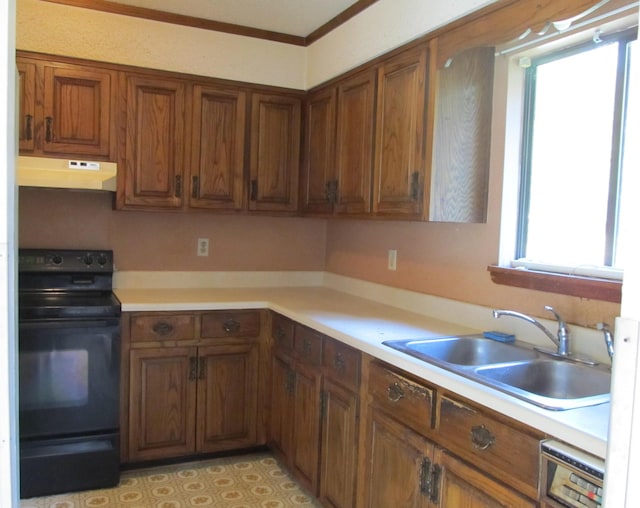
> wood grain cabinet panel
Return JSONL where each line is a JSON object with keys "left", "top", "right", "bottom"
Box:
{"left": 196, "top": 343, "right": 259, "bottom": 452}
{"left": 435, "top": 449, "right": 536, "bottom": 508}
{"left": 334, "top": 69, "right": 376, "bottom": 215}
{"left": 16, "top": 56, "right": 117, "bottom": 159}
{"left": 362, "top": 407, "right": 432, "bottom": 508}
{"left": 43, "top": 65, "right": 115, "bottom": 157}
{"left": 430, "top": 46, "right": 494, "bottom": 223}
{"left": 373, "top": 47, "right": 428, "bottom": 218}
{"left": 249, "top": 93, "right": 301, "bottom": 212}
{"left": 189, "top": 85, "right": 247, "bottom": 210}
{"left": 120, "top": 74, "right": 186, "bottom": 209}
{"left": 302, "top": 87, "right": 336, "bottom": 214}
{"left": 125, "top": 310, "right": 261, "bottom": 463}
{"left": 302, "top": 69, "right": 376, "bottom": 217}
{"left": 128, "top": 347, "right": 197, "bottom": 462}
{"left": 319, "top": 378, "right": 359, "bottom": 508}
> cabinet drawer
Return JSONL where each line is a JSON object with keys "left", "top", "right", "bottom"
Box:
{"left": 201, "top": 310, "right": 260, "bottom": 338}
{"left": 294, "top": 325, "right": 324, "bottom": 367}
{"left": 271, "top": 313, "right": 295, "bottom": 352}
{"left": 368, "top": 362, "right": 434, "bottom": 435}
{"left": 130, "top": 313, "right": 196, "bottom": 342}
{"left": 323, "top": 338, "right": 360, "bottom": 391}
{"left": 437, "top": 394, "right": 540, "bottom": 497}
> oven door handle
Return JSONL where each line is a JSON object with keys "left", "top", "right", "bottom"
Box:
{"left": 71, "top": 276, "right": 96, "bottom": 285}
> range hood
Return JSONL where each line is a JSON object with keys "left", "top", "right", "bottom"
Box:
{"left": 17, "top": 156, "right": 118, "bottom": 191}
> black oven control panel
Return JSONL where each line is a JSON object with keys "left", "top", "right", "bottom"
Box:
{"left": 19, "top": 249, "right": 114, "bottom": 272}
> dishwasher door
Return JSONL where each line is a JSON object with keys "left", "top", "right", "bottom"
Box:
{"left": 540, "top": 439, "right": 604, "bottom": 508}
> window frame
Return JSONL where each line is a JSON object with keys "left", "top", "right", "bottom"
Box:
{"left": 515, "top": 28, "right": 636, "bottom": 268}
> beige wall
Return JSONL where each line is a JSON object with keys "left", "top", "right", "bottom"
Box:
{"left": 19, "top": 188, "right": 326, "bottom": 271}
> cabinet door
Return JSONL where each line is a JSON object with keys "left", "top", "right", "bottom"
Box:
{"left": 42, "top": 64, "right": 115, "bottom": 157}
{"left": 121, "top": 74, "right": 186, "bottom": 208}
{"left": 189, "top": 85, "right": 246, "bottom": 210}
{"left": 196, "top": 343, "right": 259, "bottom": 453}
{"left": 362, "top": 407, "right": 431, "bottom": 508}
{"left": 128, "top": 347, "right": 197, "bottom": 461}
{"left": 373, "top": 47, "right": 428, "bottom": 217}
{"left": 291, "top": 361, "right": 322, "bottom": 495}
{"left": 302, "top": 86, "right": 336, "bottom": 214}
{"left": 319, "top": 378, "right": 359, "bottom": 508}
{"left": 17, "top": 60, "right": 36, "bottom": 152}
{"left": 434, "top": 449, "right": 536, "bottom": 508}
{"left": 248, "top": 93, "right": 301, "bottom": 212}
{"left": 269, "top": 353, "right": 295, "bottom": 461}
{"left": 335, "top": 69, "right": 376, "bottom": 215}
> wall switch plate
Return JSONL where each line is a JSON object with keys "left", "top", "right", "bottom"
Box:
{"left": 388, "top": 249, "right": 397, "bottom": 271}
{"left": 197, "top": 238, "right": 209, "bottom": 257}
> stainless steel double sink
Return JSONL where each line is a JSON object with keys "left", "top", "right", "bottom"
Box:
{"left": 382, "top": 335, "right": 611, "bottom": 410}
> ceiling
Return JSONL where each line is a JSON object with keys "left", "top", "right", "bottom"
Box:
{"left": 45, "top": 0, "right": 379, "bottom": 45}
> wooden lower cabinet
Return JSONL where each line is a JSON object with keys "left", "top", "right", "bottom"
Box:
{"left": 319, "top": 378, "right": 359, "bottom": 508}
{"left": 129, "top": 347, "right": 196, "bottom": 461}
{"left": 359, "top": 360, "right": 539, "bottom": 508}
{"left": 123, "top": 309, "right": 266, "bottom": 463}
{"left": 362, "top": 407, "right": 432, "bottom": 508}
{"left": 128, "top": 336, "right": 260, "bottom": 462}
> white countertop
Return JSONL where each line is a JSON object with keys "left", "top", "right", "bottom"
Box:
{"left": 115, "top": 284, "right": 610, "bottom": 459}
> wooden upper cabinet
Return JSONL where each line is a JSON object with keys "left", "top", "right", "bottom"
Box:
{"left": 430, "top": 46, "right": 494, "bottom": 223}
{"left": 302, "top": 86, "right": 336, "bottom": 215}
{"left": 42, "top": 65, "right": 115, "bottom": 157}
{"left": 335, "top": 69, "right": 376, "bottom": 215}
{"left": 17, "top": 60, "right": 36, "bottom": 152}
{"left": 189, "top": 85, "right": 247, "bottom": 210}
{"left": 248, "top": 93, "right": 301, "bottom": 213}
{"left": 302, "top": 69, "right": 376, "bottom": 217}
{"left": 373, "top": 47, "right": 428, "bottom": 218}
{"left": 120, "top": 74, "right": 186, "bottom": 209}
{"left": 16, "top": 56, "right": 116, "bottom": 159}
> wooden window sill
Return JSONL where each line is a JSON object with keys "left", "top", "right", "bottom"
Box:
{"left": 487, "top": 265, "right": 622, "bottom": 303}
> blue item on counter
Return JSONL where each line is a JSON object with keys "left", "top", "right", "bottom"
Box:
{"left": 483, "top": 330, "right": 516, "bottom": 343}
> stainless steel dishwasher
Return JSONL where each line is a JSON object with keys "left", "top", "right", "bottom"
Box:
{"left": 540, "top": 439, "right": 604, "bottom": 508}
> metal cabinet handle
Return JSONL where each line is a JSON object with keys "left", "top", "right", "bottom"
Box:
{"left": 470, "top": 424, "right": 495, "bottom": 450}
{"left": 250, "top": 179, "right": 258, "bottom": 201}
{"left": 188, "top": 356, "right": 198, "bottom": 381}
{"left": 387, "top": 382, "right": 405, "bottom": 402}
{"left": 333, "top": 352, "right": 346, "bottom": 372}
{"left": 410, "top": 171, "right": 421, "bottom": 201}
{"left": 302, "top": 338, "right": 312, "bottom": 355}
{"left": 274, "top": 326, "right": 286, "bottom": 341}
{"left": 152, "top": 321, "right": 174, "bottom": 336}
{"left": 45, "top": 116, "right": 53, "bottom": 142}
{"left": 223, "top": 319, "right": 241, "bottom": 334}
{"left": 175, "top": 175, "right": 182, "bottom": 198}
{"left": 25, "top": 114, "right": 33, "bottom": 140}
{"left": 198, "top": 357, "right": 205, "bottom": 380}
{"left": 191, "top": 176, "right": 200, "bottom": 199}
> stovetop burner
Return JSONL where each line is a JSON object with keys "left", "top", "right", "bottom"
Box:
{"left": 18, "top": 248, "right": 120, "bottom": 321}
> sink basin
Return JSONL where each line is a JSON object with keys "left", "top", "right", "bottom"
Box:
{"left": 473, "top": 359, "right": 611, "bottom": 410}
{"left": 383, "top": 335, "right": 539, "bottom": 366}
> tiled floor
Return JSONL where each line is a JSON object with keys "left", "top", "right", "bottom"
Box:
{"left": 20, "top": 452, "right": 322, "bottom": 508}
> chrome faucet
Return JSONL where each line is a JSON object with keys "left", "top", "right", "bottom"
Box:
{"left": 597, "top": 322, "right": 614, "bottom": 359}
{"left": 492, "top": 305, "right": 571, "bottom": 356}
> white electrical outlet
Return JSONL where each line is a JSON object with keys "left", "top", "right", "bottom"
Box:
{"left": 388, "top": 249, "right": 397, "bottom": 271}
{"left": 197, "top": 238, "right": 209, "bottom": 257}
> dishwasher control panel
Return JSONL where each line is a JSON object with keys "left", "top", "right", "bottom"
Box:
{"left": 540, "top": 439, "right": 604, "bottom": 508}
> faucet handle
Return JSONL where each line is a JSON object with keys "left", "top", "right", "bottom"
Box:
{"left": 544, "top": 305, "right": 570, "bottom": 355}
{"left": 597, "top": 322, "right": 614, "bottom": 359}
{"left": 544, "top": 306, "right": 568, "bottom": 332}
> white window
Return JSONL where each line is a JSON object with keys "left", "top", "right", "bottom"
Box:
{"left": 513, "top": 29, "right": 637, "bottom": 280}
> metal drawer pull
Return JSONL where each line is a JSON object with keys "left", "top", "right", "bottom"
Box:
{"left": 302, "top": 339, "right": 312, "bottom": 355}
{"left": 188, "top": 356, "right": 198, "bottom": 381}
{"left": 25, "top": 114, "right": 33, "bottom": 140}
{"left": 333, "top": 352, "right": 346, "bottom": 372}
{"left": 152, "top": 321, "right": 174, "bottom": 336}
{"left": 387, "top": 382, "right": 405, "bottom": 402}
{"left": 471, "top": 424, "right": 495, "bottom": 450}
{"left": 223, "top": 319, "right": 241, "bottom": 333}
{"left": 45, "top": 116, "right": 53, "bottom": 142}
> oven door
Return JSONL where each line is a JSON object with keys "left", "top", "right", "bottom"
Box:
{"left": 18, "top": 318, "right": 120, "bottom": 440}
